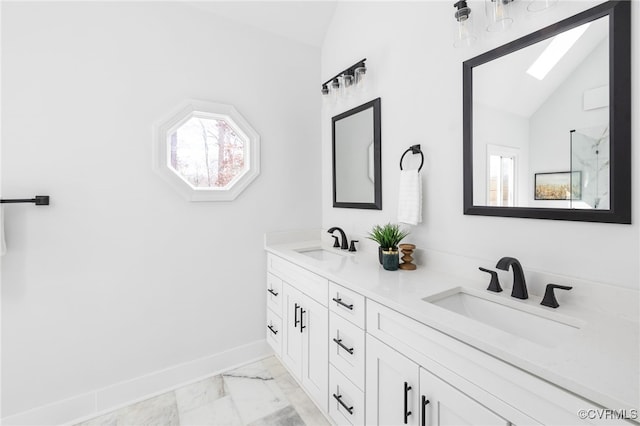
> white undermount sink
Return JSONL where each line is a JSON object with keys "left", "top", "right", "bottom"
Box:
{"left": 296, "top": 247, "right": 346, "bottom": 262}
{"left": 424, "top": 288, "right": 582, "bottom": 348}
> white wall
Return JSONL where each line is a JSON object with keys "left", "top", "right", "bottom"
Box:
{"left": 321, "top": 1, "right": 639, "bottom": 289}
{"left": 1, "top": 2, "right": 320, "bottom": 418}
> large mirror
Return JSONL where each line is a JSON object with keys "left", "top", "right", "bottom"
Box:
{"left": 463, "top": 1, "right": 630, "bottom": 223}
{"left": 333, "top": 98, "right": 382, "bottom": 209}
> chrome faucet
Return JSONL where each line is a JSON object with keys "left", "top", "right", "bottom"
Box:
{"left": 327, "top": 227, "right": 348, "bottom": 250}
{"left": 495, "top": 257, "right": 528, "bottom": 300}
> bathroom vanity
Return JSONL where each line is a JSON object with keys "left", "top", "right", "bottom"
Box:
{"left": 264, "top": 230, "right": 638, "bottom": 425}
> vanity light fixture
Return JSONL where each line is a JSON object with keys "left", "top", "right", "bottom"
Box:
{"left": 454, "top": 0, "right": 558, "bottom": 48}
{"left": 321, "top": 59, "right": 367, "bottom": 98}
{"left": 454, "top": 0, "right": 477, "bottom": 48}
{"left": 526, "top": 22, "right": 591, "bottom": 80}
{"left": 485, "top": 0, "right": 514, "bottom": 32}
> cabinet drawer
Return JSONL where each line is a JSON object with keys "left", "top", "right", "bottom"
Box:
{"left": 266, "top": 308, "right": 282, "bottom": 355}
{"left": 329, "top": 365, "right": 365, "bottom": 426}
{"left": 266, "top": 273, "right": 283, "bottom": 315}
{"left": 268, "top": 254, "right": 328, "bottom": 306}
{"left": 329, "top": 313, "right": 365, "bottom": 390}
{"left": 329, "top": 281, "right": 365, "bottom": 329}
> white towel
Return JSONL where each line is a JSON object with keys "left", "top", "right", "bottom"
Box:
{"left": 0, "top": 206, "right": 6, "bottom": 256}
{"left": 398, "top": 169, "right": 422, "bottom": 225}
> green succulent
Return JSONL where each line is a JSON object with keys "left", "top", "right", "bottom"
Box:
{"left": 367, "top": 223, "right": 410, "bottom": 250}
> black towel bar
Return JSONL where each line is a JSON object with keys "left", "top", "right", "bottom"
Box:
{"left": 400, "top": 144, "right": 424, "bottom": 172}
{"left": 0, "top": 195, "right": 50, "bottom": 205}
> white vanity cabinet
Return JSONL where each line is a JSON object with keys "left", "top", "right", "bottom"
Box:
{"left": 265, "top": 248, "right": 634, "bottom": 426}
{"left": 328, "top": 282, "right": 367, "bottom": 425}
{"left": 365, "top": 299, "right": 622, "bottom": 426}
{"left": 267, "top": 254, "right": 329, "bottom": 413}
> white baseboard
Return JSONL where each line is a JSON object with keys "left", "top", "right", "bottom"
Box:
{"left": 2, "top": 339, "right": 271, "bottom": 426}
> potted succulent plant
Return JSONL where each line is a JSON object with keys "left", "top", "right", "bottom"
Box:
{"left": 367, "top": 223, "right": 410, "bottom": 270}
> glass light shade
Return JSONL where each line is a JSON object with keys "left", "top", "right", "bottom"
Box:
{"left": 485, "top": 0, "right": 514, "bottom": 32}
{"left": 454, "top": 13, "right": 477, "bottom": 48}
{"left": 330, "top": 78, "right": 340, "bottom": 101}
{"left": 343, "top": 73, "right": 354, "bottom": 89}
{"left": 342, "top": 73, "right": 354, "bottom": 97}
{"left": 354, "top": 66, "right": 367, "bottom": 89}
{"left": 527, "top": 0, "right": 557, "bottom": 12}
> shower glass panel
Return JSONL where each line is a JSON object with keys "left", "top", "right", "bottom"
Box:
{"left": 570, "top": 126, "right": 609, "bottom": 209}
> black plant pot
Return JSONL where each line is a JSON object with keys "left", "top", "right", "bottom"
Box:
{"left": 378, "top": 246, "right": 398, "bottom": 264}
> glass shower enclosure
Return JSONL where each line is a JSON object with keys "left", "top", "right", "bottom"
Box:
{"left": 570, "top": 126, "right": 609, "bottom": 210}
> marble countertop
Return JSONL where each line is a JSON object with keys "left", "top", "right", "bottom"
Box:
{"left": 264, "top": 230, "right": 639, "bottom": 413}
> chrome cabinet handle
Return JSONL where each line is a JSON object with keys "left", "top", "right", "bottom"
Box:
{"left": 332, "top": 297, "right": 354, "bottom": 310}
{"left": 333, "top": 338, "right": 354, "bottom": 354}
{"left": 333, "top": 393, "right": 354, "bottom": 415}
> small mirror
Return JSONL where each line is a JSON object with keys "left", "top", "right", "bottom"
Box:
{"left": 463, "top": 1, "right": 630, "bottom": 223}
{"left": 332, "top": 98, "right": 382, "bottom": 209}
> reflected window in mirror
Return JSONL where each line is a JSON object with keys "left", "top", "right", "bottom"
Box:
{"left": 487, "top": 145, "right": 518, "bottom": 207}
{"left": 463, "top": 0, "right": 630, "bottom": 223}
{"left": 332, "top": 98, "right": 382, "bottom": 210}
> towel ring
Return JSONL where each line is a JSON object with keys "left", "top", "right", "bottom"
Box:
{"left": 399, "top": 144, "right": 424, "bottom": 172}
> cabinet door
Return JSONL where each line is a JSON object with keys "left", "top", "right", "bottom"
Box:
{"left": 366, "top": 335, "right": 420, "bottom": 426}
{"left": 420, "top": 368, "right": 509, "bottom": 426}
{"left": 281, "top": 284, "right": 303, "bottom": 379}
{"left": 301, "top": 292, "right": 329, "bottom": 413}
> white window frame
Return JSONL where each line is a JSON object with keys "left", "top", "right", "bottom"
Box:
{"left": 152, "top": 100, "right": 260, "bottom": 201}
{"left": 486, "top": 144, "right": 519, "bottom": 207}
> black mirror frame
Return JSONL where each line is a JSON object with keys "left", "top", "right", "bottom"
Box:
{"left": 463, "top": 0, "right": 631, "bottom": 224}
{"left": 332, "top": 97, "right": 382, "bottom": 210}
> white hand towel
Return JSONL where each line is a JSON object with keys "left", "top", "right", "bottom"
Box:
{"left": 0, "top": 206, "right": 6, "bottom": 256}
{"left": 398, "top": 169, "right": 422, "bottom": 225}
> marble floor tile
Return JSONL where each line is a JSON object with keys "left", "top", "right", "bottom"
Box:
{"left": 117, "top": 392, "right": 179, "bottom": 426}
{"left": 222, "top": 363, "right": 289, "bottom": 424}
{"left": 177, "top": 395, "right": 243, "bottom": 426}
{"left": 74, "top": 356, "right": 329, "bottom": 426}
{"left": 260, "top": 356, "right": 288, "bottom": 380}
{"left": 246, "top": 406, "right": 304, "bottom": 426}
{"left": 273, "top": 373, "right": 330, "bottom": 426}
{"left": 175, "top": 375, "right": 226, "bottom": 413}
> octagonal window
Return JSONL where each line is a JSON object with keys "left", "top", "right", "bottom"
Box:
{"left": 153, "top": 101, "right": 260, "bottom": 201}
{"left": 170, "top": 116, "right": 246, "bottom": 189}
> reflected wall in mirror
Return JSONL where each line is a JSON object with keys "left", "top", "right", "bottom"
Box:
{"left": 332, "top": 98, "right": 382, "bottom": 209}
{"left": 463, "top": 1, "right": 630, "bottom": 223}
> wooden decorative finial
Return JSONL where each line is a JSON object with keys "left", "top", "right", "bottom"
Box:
{"left": 398, "top": 244, "right": 416, "bottom": 270}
